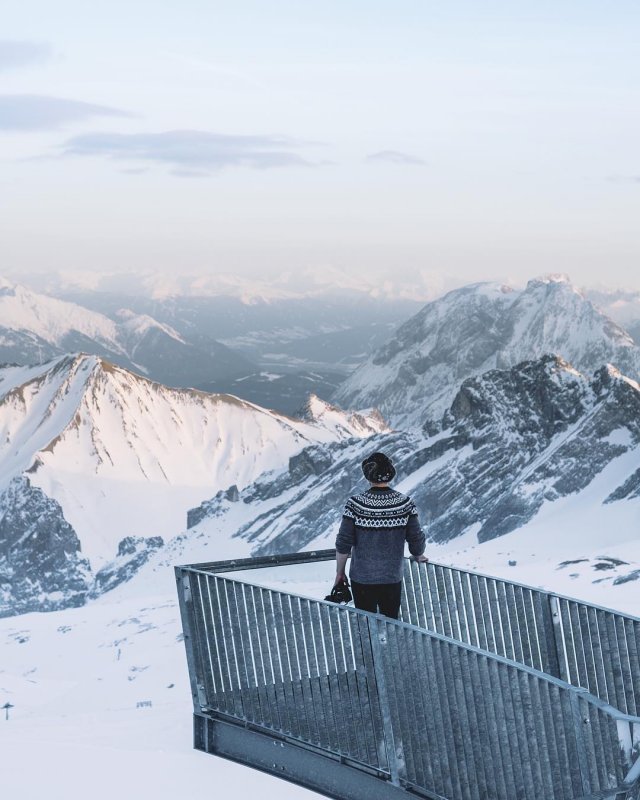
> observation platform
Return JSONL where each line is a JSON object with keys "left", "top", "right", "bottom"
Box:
{"left": 175, "top": 551, "right": 640, "bottom": 800}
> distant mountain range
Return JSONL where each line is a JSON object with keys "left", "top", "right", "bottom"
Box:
{"left": 0, "top": 275, "right": 422, "bottom": 413}
{"left": 2, "top": 273, "right": 640, "bottom": 619}
{"left": 334, "top": 275, "right": 640, "bottom": 429}
{"left": 0, "top": 277, "right": 255, "bottom": 388}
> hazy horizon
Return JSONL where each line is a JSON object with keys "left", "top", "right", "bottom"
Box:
{"left": 2, "top": 2, "right": 639, "bottom": 289}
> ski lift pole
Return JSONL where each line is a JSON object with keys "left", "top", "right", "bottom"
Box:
{"left": 3, "top": 702, "right": 14, "bottom": 721}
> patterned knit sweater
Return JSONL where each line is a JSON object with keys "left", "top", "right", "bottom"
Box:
{"left": 335, "top": 486, "right": 425, "bottom": 584}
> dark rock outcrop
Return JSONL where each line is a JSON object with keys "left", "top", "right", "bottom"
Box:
{"left": 0, "top": 477, "right": 92, "bottom": 617}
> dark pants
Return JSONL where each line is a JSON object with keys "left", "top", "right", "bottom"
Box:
{"left": 351, "top": 580, "right": 402, "bottom": 619}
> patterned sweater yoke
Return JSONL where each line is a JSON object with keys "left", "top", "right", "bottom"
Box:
{"left": 343, "top": 489, "right": 418, "bottom": 528}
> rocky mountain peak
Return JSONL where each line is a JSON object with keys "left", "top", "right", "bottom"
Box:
{"left": 333, "top": 275, "right": 640, "bottom": 429}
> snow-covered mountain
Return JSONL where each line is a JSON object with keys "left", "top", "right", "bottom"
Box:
{"left": 0, "top": 354, "right": 387, "bottom": 616}
{"left": 184, "top": 354, "right": 640, "bottom": 610}
{"left": 334, "top": 275, "right": 640, "bottom": 429}
{"left": 0, "top": 276, "right": 255, "bottom": 388}
{"left": 587, "top": 288, "right": 640, "bottom": 345}
{"left": 11, "top": 265, "right": 446, "bottom": 303}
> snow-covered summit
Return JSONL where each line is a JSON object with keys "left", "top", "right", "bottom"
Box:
{"left": 298, "top": 393, "right": 388, "bottom": 437}
{"left": 0, "top": 276, "right": 124, "bottom": 351}
{"left": 0, "top": 354, "right": 384, "bottom": 616}
{"left": 333, "top": 275, "right": 640, "bottom": 428}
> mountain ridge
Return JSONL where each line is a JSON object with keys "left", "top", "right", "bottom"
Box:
{"left": 333, "top": 275, "right": 640, "bottom": 429}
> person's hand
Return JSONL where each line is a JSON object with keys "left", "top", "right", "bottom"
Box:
{"left": 414, "top": 553, "right": 429, "bottom": 563}
{"left": 335, "top": 572, "right": 346, "bottom": 586}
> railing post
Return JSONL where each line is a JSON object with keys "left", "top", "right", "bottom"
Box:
{"left": 542, "top": 594, "right": 564, "bottom": 680}
{"left": 569, "top": 692, "right": 593, "bottom": 796}
{"left": 175, "top": 568, "right": 208, "bottom": 712}
{"left": 368, "top": 616, "right": 405, "bottom": 787}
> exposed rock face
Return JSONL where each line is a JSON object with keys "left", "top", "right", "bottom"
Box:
{"left": 92, "top": 536, "right": 164, "bottom": 595}
{"left": 334, "top": 276, "right": 640, "bottom": 429}
{"left": 0, "top": 477, "right": 92, "bottom": 617}
{"left": 189, "top": 355, "right": 640, "bottom": 555}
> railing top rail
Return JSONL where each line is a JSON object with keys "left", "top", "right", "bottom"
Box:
{"left": 175, "top": 563, "right": 640, "bottom": 726}
{"left": 177, "top": 547, "right": 640, "bottom": 625}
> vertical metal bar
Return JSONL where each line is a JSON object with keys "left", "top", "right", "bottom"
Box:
{"left": 459, "top": 571, "right": 479, "bottom": 648}
{"left": 476, "top": 653, "right": 510, "bottom": 799}
{"left": 518, "top": 671, "right": 545, "bottom": 800}
{"left": 441, "top": 568, "right": 461, "bottom": 641}
{"left": 246, "top": 584, "right": 276, "bottom": 729}
{"left": 451, "top": 568, "right": 470, "bottom": 644}
{"left": 417, "top": 560, "right": 436, "bottom": 631}
{"left": 558, "top": 597, "right": 578, "bottom": 685}
{"left": 443, "top": 640, "right": 475, "bottom": 800}
{"left": 459, "top": 645, "right": 491, "bottom": 799}
{"left": 614, "top": 614, "right": 633, "bottom": 715}
{"left": 568, "top": 691, "right": 592, "bottom": 797}
{"left": 289, "top": 594, "right": 319, "bottom": 745}
{"left": 624, "top": 618, "right": 640, "bottom": 716}
{"left": 191, "top": 573, "right": 216, "bottom": 709}
{"left": 345, "top": 610, "right": 378, "bottom": 767}
{"left": 512, "top": 583, "right": 532, "bottom": 667}
{"left": 604, "top": 611, "right": 626, "bottom": 711}
{"left": 434, "top": 565, "right": 454, "bottom": 638}
{"left": 355, "top": 613, "right": 389, "bottom": 772}
{"left": 495, "top": 661, "right": 525, "bottom": 798}
{"left": 339, "top": 608, "right": 368, "bottom": 762}
{"left": 425, "top": 562, "right": 445, "bottom": 636}
{"left": 529, "top": 677, "right": 560, "bottom": 799}
{"left": 386, "top": 624, "right": 416, "bottom": 785}
{"left": 369, "top": 616, "right": 403, "bottom": 786}
{"left": 175, "top": 569, "right": 205, "bottom": 713}
{"left": 315, "top": 602, "right": 341, "bottom": 754}
{"left": 542, "top": 594, "right": 564, "bottom": 680}
{"left": 431, "top": 637, "right": 464, "bottom": 798}
{"left": 503, "top": 582, "right": 522, "bottom": 664}
{"left": 469, "top": 573, "right": 489, "bottom": 651}
{"left": 548, "top": 682, "right": 575, "bottom": 799}
{"left": 259, "top": 587, "right": 288, "bottom": 733}
{"left": 568, "top": 601, "right": 590, "bottom": 691}
{"left": 406, "top": 628, "right": 433, "bottom": 791}
{"left": 487, "top": 579, "right": 507, "bottom": 658}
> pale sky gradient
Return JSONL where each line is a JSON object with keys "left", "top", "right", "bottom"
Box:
{"left": 1, "top": 1, "right": 639, "bottom": 290}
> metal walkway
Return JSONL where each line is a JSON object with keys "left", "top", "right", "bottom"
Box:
{"left": 175, "top": 551, "right": 640, "bottom": 800}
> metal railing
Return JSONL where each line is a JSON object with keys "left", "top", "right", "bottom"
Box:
{"left": 400, "top": 559, "right": 640, "bottom": 719}
{"left": 176, "top": 551, "right": 640, "bottom": 800}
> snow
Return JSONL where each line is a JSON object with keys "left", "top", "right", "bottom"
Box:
{"left": 435, "top": 445, "right": 640, "bottom": 616}
{"left": 0, "top": 592, "right": 322, "bottom": 800}
{"left": 0, "top": 355, "right": 384, "bottom": 568}
{"left": 0, "top": 275, "right": 187, "bottom": 363}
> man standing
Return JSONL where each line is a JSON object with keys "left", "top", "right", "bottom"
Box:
{"left": 334, "top": 451, "right": 428, "bottom": 619}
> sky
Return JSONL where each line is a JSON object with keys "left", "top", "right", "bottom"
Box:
{"left": 1, "top": 1, "right": 639, "bottom": 292}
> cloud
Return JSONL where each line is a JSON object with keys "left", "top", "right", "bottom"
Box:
{"left": 0, "top": 40, "right": 53, "bottom": 72}
{"left": 0, "top": 94, "right": 131, "bottom": 131}
{"left": 57, "top": 129, "right": 314, "bottom": 173}
{"left": 365, "top": 149, "right": 425, "bottom": 166}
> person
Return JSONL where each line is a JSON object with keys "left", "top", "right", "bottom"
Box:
{"left": 334, "top": 451, "right": 428, "bottom": 619}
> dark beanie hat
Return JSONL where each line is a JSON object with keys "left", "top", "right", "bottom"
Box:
{"left": 361, "top": 452, "right": 396, "bottom": 484}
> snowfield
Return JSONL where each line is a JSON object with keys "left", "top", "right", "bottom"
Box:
{"left": 0, "top": 588, "right": 323, "bottom": 799}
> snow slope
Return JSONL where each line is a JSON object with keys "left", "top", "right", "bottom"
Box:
{"left": 0, "top": 590, "right": 323, "bottom": 800}
{"left": 0, "top": 354, "right": 386, "bottom": 615}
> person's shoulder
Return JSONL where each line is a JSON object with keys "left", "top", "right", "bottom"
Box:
{"left": 389, "top": 489, "right": 418, "bottom": 514}
{"left": 388, "top": 488, "right": 411, "bottom": 503}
